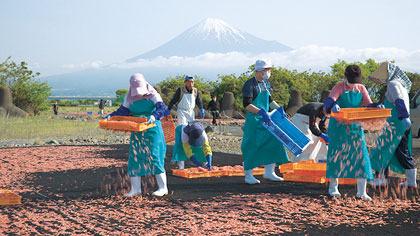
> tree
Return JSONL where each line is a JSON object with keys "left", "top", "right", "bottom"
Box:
{"left": 0, "top": 57, "right": 51, "bottom": 115}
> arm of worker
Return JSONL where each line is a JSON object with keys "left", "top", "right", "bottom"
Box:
{"left": 319, "top": 117, "right": 328, "bottom": 134}
{"left": 201, "top": 132, "right": 212, "bottom": 156}
{"left": 150, "top": 93, "right": 166, "bottom": 120}
{"left": 388, "top": 81, "right": 410, "bottom": 119}
{"left": 360, "top": 85, "right": 373, "bottom": 106}
{"left": 196, "top": 91, "right": 204, "bottom": 110}
{"left": 167, "top": 87, "right": 181, "bottom": 111}
{"left": 108, "top": 105, "right": 130, "bottom": 117}
{"left": 309, "top": 114, "right": 322, "bottom": 136}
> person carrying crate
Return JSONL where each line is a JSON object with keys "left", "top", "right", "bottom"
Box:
{"left": 323, "top": 65, "right": 384, "bottom": 201}
{"left": 241, "top": 59, "right": 290, "bottom": 185}
{"left": 368, "top": 62, "right": 417, "bottom": 188}
{"left": 291, "top": 102, "right": 329, "bottom": 162}
{"left": 107, "top": 73, "right": 168, "bottom": 197}
{"left": 171, "top": 120, "right": 213, "bottom": 170}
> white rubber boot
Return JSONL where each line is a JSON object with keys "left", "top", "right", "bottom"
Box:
{"left": 400, "top": 169, "right": 418, "bottom": 188}
{"left": 177, "top": 161, "right": 185, "bottom": 170}
{"left": 244, "top": 169, "right": 260, "bottom": 185}
{"left": 263, "top": 163, "right": 283, "bottom": 181}
{"left": 123, "top": 176, "right": 142, "bottom": 197}
{"left": 356, "top": 178, "right": 372, "bottom": 201}
{"left": 152, "top": 172, "right": 168, "bottom": 197}
{"left": 368, "top": 178, "right": 388, "bottom": 187}
{"left": 328, "top": 178, "right": 341, "bottom": 197}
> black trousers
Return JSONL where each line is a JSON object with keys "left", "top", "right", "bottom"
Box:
{"left": 210, "top": 111, "right": 219, "bottom": 124}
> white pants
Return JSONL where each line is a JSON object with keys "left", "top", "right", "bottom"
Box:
{"left": 291, "top": 113, "right": 328, "bottom": 162}
{"left": 177, "top": 108, "right": 195, "bottom": 125}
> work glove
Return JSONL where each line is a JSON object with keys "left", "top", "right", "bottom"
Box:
{"left": 164, "top": 109, "right": 171, "bottom": 117}
{"left": 203, "top": 155, "right": 212, "bottom": 171}
{"left": 190, "top": 155, "right": 203, "bottom": 167}
{"left": 200, "top": 109, "right": 205, "bottom": 119}
{"left": 257, "top": 108, "right": 272, "bottom": 125}
{"left": 402, "top": 118, "right": 412, "bottom": 131}
{"left": 147, "top": 115, "right": 156, "bottom": 124}
{"left": 276, "top": 106, "right": 287, "bottom": 118}
{"left": 377, "top": 104, "right": 385, "bottom": 109}
{"left": 368, "top": 103, "right": 385, "bottom": 109}
{"left": 320, "top": 133, "right": 329, "bottom": 144}
{"left": 331, "top": 104, "right": 340, "bottom": 113}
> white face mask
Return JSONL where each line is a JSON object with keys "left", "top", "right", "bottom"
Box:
{"left": 262, "top": 71, "right": 271, "bottom": 80}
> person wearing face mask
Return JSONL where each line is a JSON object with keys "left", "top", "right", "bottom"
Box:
{"left": 241, "top": 59, "right": 290, "bottom": 185}
{"left": 107, "top": 73, "right": 168, "bottom": 197}
{"left": 368, "top": 62, "right": 417, "bottom": 188}
{"left": 323, "top": 65, "right": 384, "bottom": 201}
{"left": 207, "top": 94, "right": 219, "bottom": 125}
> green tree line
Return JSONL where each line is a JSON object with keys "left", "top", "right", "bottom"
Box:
{"left": 155, "top": 59, "right": 420, "bottom": 112}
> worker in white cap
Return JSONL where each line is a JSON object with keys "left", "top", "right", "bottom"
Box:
{"left": 241, "top": 59, "right": 290, "bottom": 184}
{"left": 369, "top": 62, "right": 417, "bottom": 188}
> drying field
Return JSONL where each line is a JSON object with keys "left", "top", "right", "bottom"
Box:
{"left": 1, "top": 144, "right": 419, "bottom": 235}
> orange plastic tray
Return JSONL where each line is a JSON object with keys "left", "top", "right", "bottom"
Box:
{"left": 172, "top": 166, "right": 265, "bottom": 178}
{"left": 283, "top": 173, "right": 327, "bottom": 184}
{"left": 279, "top": 162, "right": 357, "bottom": 184}
{"left": 0, "top": 189, "right": 21, "bottom": 206}
{"left": 99, "top": 116, "right": 156, "bottom": 132}
{"left": 331, "top": 108, "right": 391, "bottom": 121}
{"left": 160, "top": 115, "right": 176, "bottom": 143}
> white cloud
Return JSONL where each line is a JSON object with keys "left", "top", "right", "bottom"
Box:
{"left": 108, "top": 45, "right": 420, "bottom": 73}
{"left": 60, "top": 60, "right": 104, "bottom": 70}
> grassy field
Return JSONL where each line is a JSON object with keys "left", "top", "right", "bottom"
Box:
{"left": 0, "top": 106, "right": 119, "bottom": 141}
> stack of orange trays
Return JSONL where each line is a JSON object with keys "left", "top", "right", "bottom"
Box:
{"left": 279, "top": 160, "right": 357, "bottom": 185}
{"left": 99, "top": 116, "right": 156, "bottom": 132}
{"left": 160, "top": 115, "right": 176, "bottom": 143}
{"left": 0, "top": 189, "right": 21, "bottom": 206}
{"left": 172, "top": 166, "right": 265, "bottom": 179}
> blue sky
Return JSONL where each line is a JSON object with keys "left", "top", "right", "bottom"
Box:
{"left": 1, "top": 0, "right": 420, "bottom": 76}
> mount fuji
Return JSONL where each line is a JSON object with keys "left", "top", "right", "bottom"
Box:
{"left": 127, "top": 18, "right": 292, "bottom": 61}
{"left": 45, "top": 18, "right": 292, "bottom": 96}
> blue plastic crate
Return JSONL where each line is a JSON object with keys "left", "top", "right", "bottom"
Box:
{"left": 261, "top": 107, "right": 312, "bottom": 156}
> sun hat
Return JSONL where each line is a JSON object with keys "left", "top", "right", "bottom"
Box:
{"left": 184, "top": 120, "right": 205, "bottom": 146}
{"left": 254, "top": 59, "right": 272, "bottom": 71}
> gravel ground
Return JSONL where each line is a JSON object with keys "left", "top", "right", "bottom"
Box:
{"left": 1, "top": 143, "right": 420, "bottom": 235}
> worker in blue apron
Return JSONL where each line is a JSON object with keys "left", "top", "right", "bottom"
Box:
{"left": 368, "top": 62, "right": 416, "bottom": 188}
{"left": 171, "top": 120, "right": 213, "bottom": 170}
{"left": 324, "top": 65, "right": 378, "bottom": 201}
{"left": 241, "top": 59, "right": 290, "bottom": 184}
{"left": 108, "top": 73, "right": 168, "bottom": 197}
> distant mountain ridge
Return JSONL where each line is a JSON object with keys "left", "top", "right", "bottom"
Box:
{"left": 45, "top": 18, "right": 293, "bottom": 96}
{"left": 127, "top": 18, "right": 292, "bottom": 61}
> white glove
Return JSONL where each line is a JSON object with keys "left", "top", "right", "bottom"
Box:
{"left": 147, "top": 115, "right": 156, "bottom": 124}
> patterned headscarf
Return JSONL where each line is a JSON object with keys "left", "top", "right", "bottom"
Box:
{"left": 387, "top": 63, "right": 412, "bottom": 92}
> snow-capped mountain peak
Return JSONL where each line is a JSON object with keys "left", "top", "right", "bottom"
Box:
{"left": 189, "top": 18, "right": 246, "bottom": 42}
{"left": 126, "top": 18, "right": 292, "bottom": 62}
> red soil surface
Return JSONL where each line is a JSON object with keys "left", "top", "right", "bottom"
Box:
{"left": 1, "top": 145, "right": 419, "bottom": 235}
